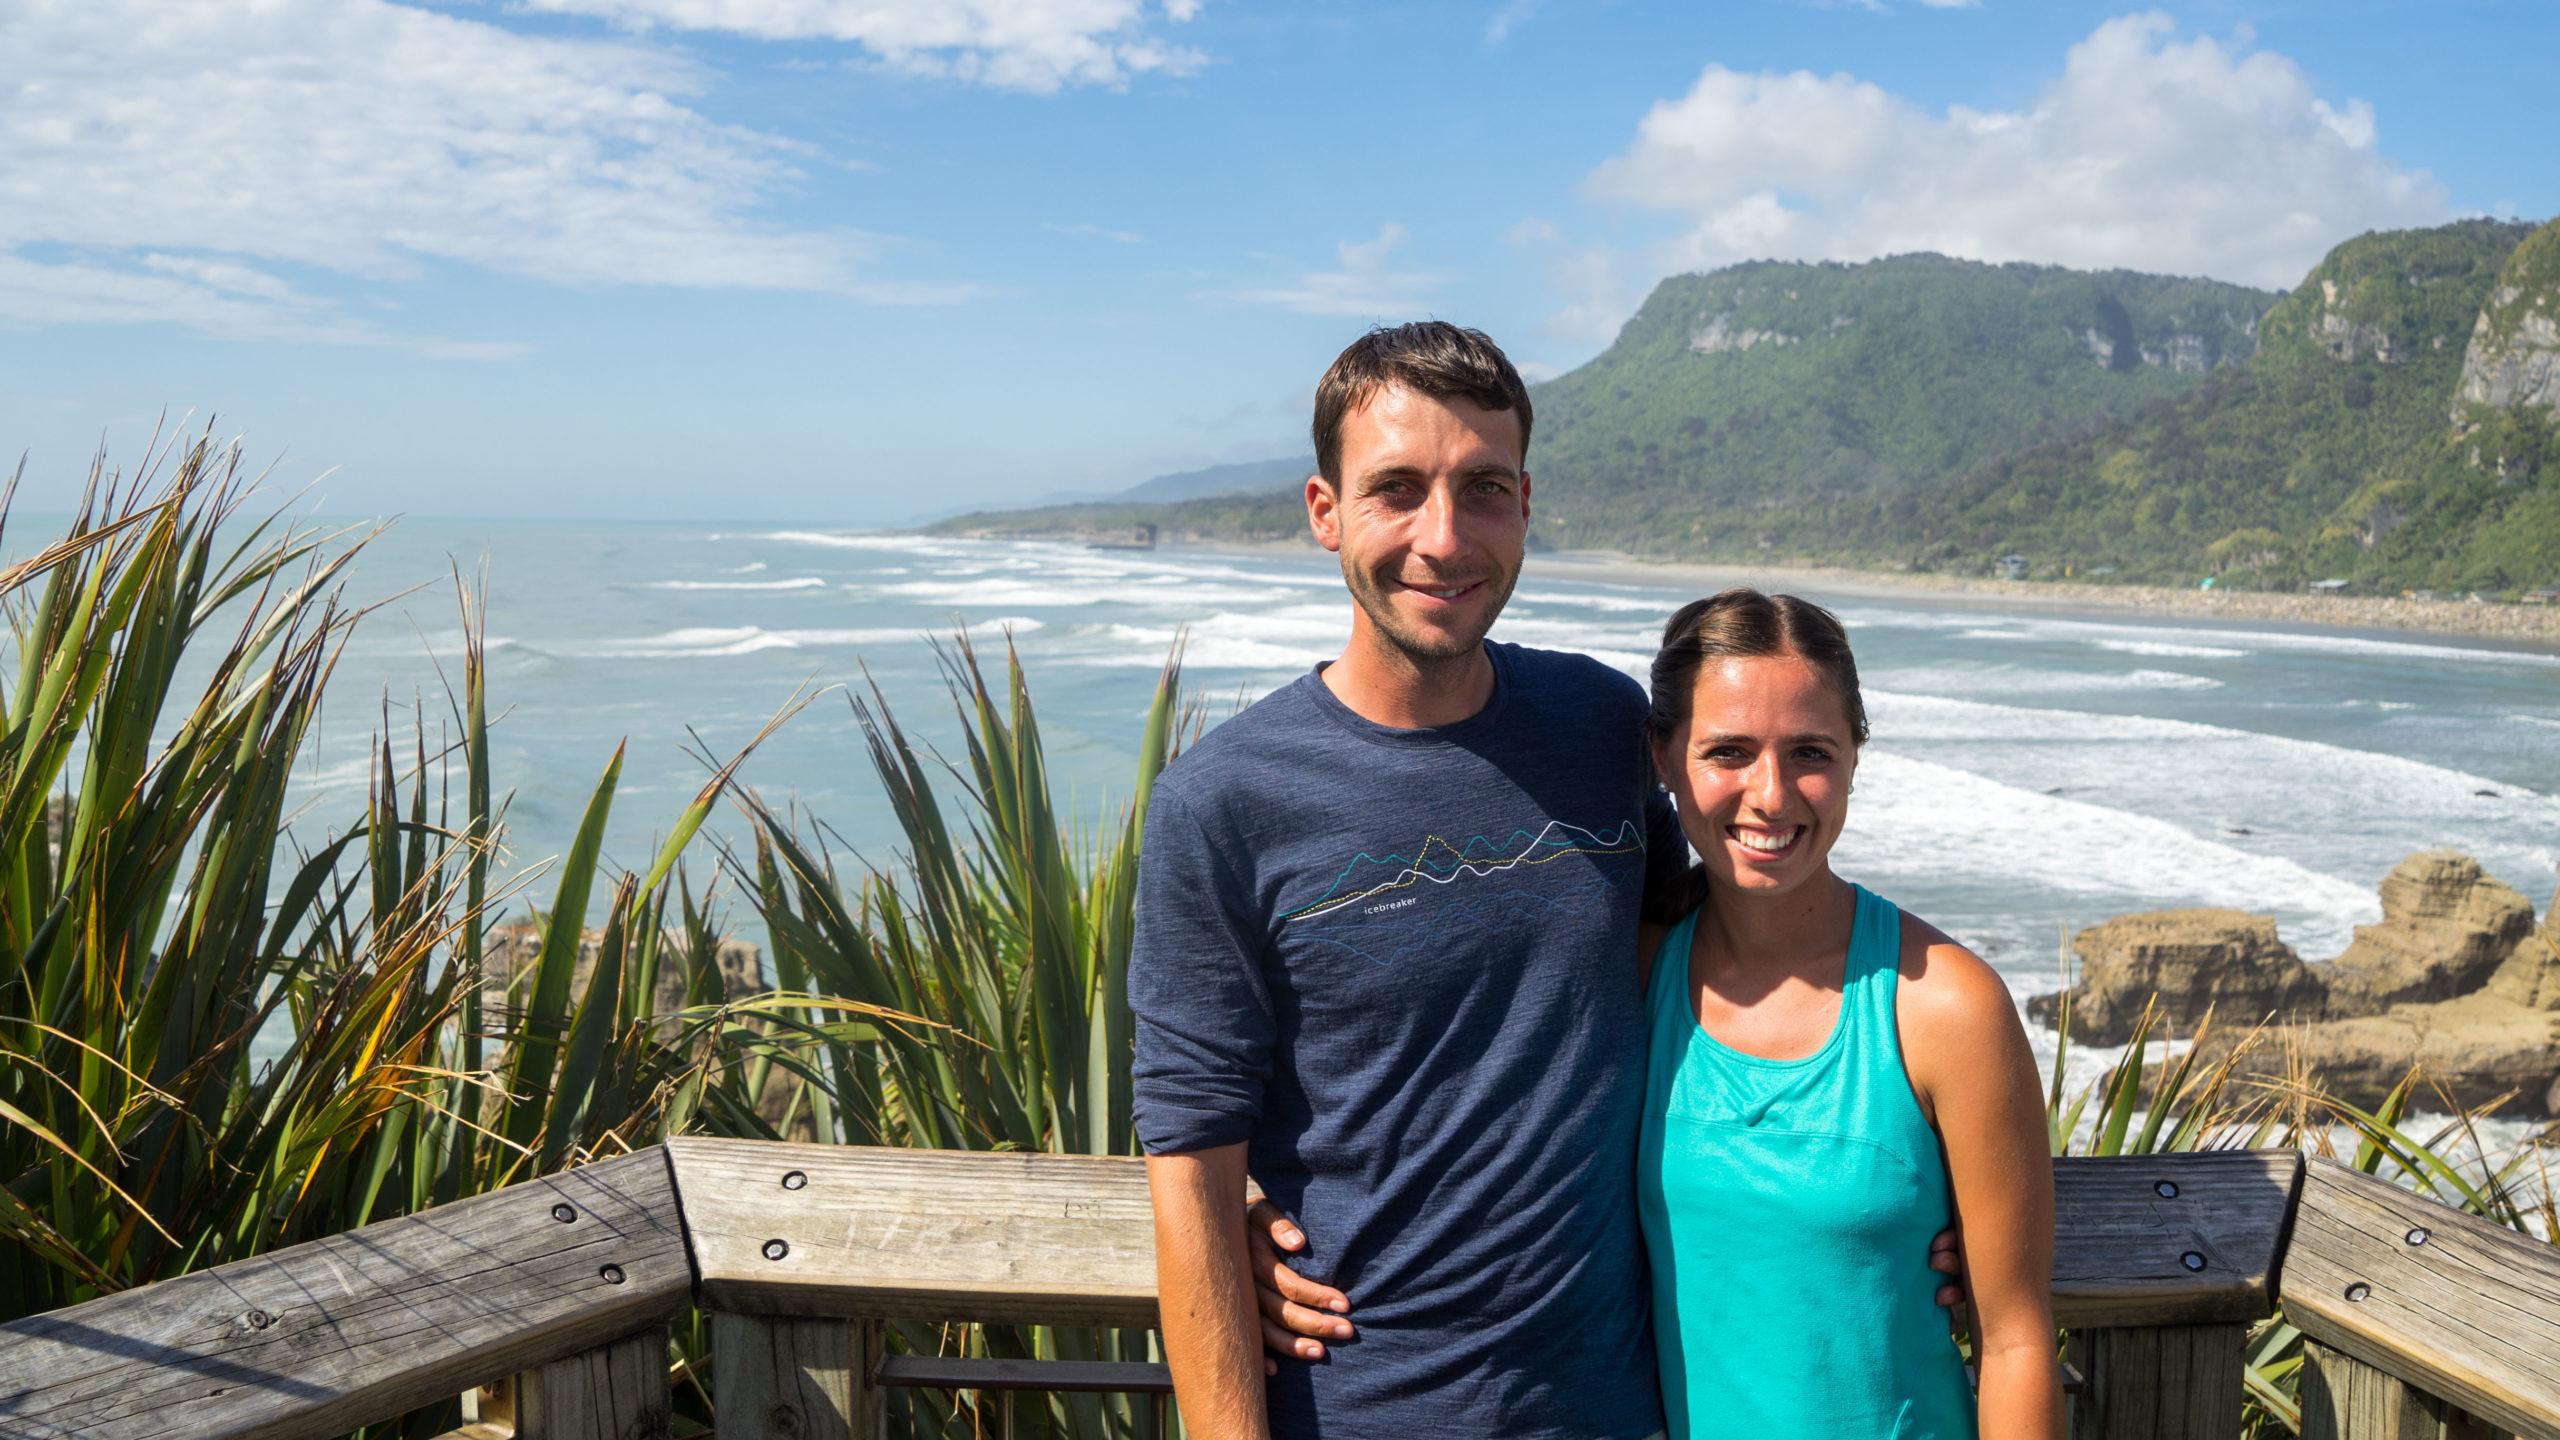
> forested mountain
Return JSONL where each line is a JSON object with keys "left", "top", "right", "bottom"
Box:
{"left": 937, "top": 224, "right": 2560, "bottom": 592}
{"left": 1886, "top": 219, "right": 2559, "bottom": 590}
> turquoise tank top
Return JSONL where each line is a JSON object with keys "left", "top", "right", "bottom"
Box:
{"left": 1636, "top": 884, "right": 1977, "bottom": 1439}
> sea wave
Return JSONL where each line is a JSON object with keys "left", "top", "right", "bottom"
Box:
{"left": 645, "top": 577, "right": 827, "bottom": 591}
{"left": 1872, "top": 663, "right": 2222, "bottom": 694}
{"left": 1838, "top": 750, "right": 2379, "bottom": 955}
{"left": 549, "top": 617, "right": 1043, "bottom": 659}
{"left": 2093, "top": 638, "right": 2248, "bottom": 659}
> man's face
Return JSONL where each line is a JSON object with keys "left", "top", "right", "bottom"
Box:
{"left": 1307, "top": 384, "right": 1531, "bottom": 666}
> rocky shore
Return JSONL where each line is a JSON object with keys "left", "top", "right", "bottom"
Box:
{"left": 2029, "top": 851, "right": 2560, "bottom": 1118}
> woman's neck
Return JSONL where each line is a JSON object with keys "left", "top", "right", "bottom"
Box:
{"left": 1697, "top": 871, "right": 1856, "bottom": 974}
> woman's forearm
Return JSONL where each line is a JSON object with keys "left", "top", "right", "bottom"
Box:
{"left": 1974, "top": 1336, "right": 2064, "bottom": 1439}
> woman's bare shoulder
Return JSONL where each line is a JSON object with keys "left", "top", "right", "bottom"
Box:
{"left": 1894, "top": 910, "right": 2020, "bottom": 1037}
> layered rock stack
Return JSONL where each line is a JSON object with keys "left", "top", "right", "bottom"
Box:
{"left": 2029, "top": 850, "right": 2560, "bottom": 1116}
{"left": 477, "top": 916, "right": 765, "bottom": 1019}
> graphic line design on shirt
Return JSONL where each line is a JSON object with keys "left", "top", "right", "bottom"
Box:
{"left": 1300, "top": 870, "right": 1623, "bottom": 968}
{"left": 1282, "top": 819, "right": 1643, "bottom": 923}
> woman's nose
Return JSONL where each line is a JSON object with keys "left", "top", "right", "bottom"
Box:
{"left": 1746, "top": 753, "right": 1787, "bottom": 810}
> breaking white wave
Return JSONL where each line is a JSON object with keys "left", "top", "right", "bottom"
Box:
{"left": 1872, "top": 663, "right": 2222, "bottom": 694}
{"left": 645, "top": 577, "right": 827, "bottom": 591}
{"left": 1512, "top": 589, "right": 1676, "bottom": 614}
{"left": 1960, "top": 628, "right": 2032, "bottom": 641}
{"left": 1839, "top": 749, "right": 2380, "bottom": 956}
{"left": 730, "top": 561, "right": 768, "bottom": 574}
{"left": 2094, "top": 638, "right": 2248, "bottom": 659}
{"left": 2510, "top": 713, "right": 2560, "bottom": 730}
{"left": 553, "top": 618, "right": 1043, "bottom": 659}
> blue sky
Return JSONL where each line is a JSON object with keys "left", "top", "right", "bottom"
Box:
{"left": 2, "top": 0, "right": 2551, "bottom": 522}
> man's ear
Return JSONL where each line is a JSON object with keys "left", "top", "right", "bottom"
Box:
{"left": 1518, "top": 471, "right": 1532, "bottom": 524}
{"left": 1306, "top": 474, "right": 1342, "bottom": 552}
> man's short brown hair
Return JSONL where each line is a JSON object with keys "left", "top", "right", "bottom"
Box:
{"left": 1311, "top": 322, "right": 1534, "bottom": 487}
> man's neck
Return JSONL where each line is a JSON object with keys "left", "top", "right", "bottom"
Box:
{"left": 1320, "top": 626, "right": 1495, "bottom": 729}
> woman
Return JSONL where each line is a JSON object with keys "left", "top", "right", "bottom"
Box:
{"left": 1636, "top": 587, "right": 2057, "bottom": 1438}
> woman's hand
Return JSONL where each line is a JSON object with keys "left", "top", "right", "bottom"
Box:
{"left": 1244, "top": 1197, "right": 1354, "bottom": 1373}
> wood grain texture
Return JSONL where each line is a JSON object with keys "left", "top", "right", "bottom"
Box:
{"left": 2301, "top": 1342, "right": 2509, "bottom": 1440}
{"left": 666, "top": 1140, "right": 1158, "bottom": 1327}
{"left": 2282, "top": 1160, "right": 2560, "bottom": 1440}
{"left": 2064, "top": 1323, "right": 2248, "bottom": 1440}
{"left": 2050, "top": 1151, "right": 2301, "bottom": 1328}
{"left": 0, "top": 1150, "right": 687, "bottom": 1440}
{"left": 874, "top": 1356, "right": 1173, "bottom": 1394}
{"left": 516, "top": 1327, "right": 672, "bottom": 1440}
{"left": 711, "top": 1314, "right": 883, "bottom": 1440}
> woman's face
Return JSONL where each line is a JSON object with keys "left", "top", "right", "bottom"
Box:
{"left": 1653, "top": 651, "right": 1859, "bottom": 899}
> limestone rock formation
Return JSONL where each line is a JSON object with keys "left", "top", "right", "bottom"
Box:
{"left": 2033, "top": 850, "right": 2558, "bottom": 1117}
{"left": 1690, "top": 313, "right": 1798, "bottom": 355}
{"left": 479, "top": 916, "right": 764, "bottom": 1020}
{"left": 2489, "top": 905, "right": 2560, "bottom": 1010}
{"left": 2452, "top": 219, "right": 2560, "bottom": 425}
{"left": 2026, "top": 909, "right": 2322, "bottom": 1044}
{"left": 2323, "top": 850, "right": 2536, "bottom": 1012}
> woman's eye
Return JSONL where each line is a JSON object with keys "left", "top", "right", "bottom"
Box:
{"left": 1796, "top": 747, "right": 1834, "bottom": 763}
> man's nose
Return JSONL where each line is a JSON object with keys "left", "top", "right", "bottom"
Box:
{"left": 1411, "top": 486, "right": 1465, "bottom": 563}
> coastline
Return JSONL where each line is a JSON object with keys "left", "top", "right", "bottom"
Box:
{"left": 1180, "top": 535, "right": 2560, "bottom": 646}
{"left": 1526, "top": 550, "right": 2560, "bottom": 647}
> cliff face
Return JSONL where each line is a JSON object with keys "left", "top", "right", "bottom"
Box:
{"left": 2256, "top": 219, "right": 2529, "bottom": 367}
{"left": 2454, "top": 219, "right": 2560, "bottom": 425}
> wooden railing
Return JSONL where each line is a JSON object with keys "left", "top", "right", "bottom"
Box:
{"left": 0, "top": 1142, "right": 2552, "bottom": 1439}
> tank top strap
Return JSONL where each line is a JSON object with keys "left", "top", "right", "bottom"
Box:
{"left": 1839, "top": 882, "right": 1905, "bottom": 1050}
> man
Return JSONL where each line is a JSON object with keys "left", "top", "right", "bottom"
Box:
{"left": 1131, "top": 320, "right": 1674, "bottom": 1439}
{"left": 1131, "top": 323, "right": 1952, "bottom": 1438}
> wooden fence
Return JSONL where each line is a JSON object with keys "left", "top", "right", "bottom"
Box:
{"left": 0, "top": 1141, "right": 2552, "bottom": 1439}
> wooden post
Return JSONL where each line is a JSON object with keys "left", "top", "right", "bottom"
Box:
{"left": 711, "top": 1313, "right": 886, "bottom": 1440}
{"left": 506, "top": 1327, "right": 673, "bottom": 1440}
{"left": 2064, "top": 1323, "right": 2247, "bottom": 1439}
{"left": 2300, "top": 1342, "right": 2506, "bottom": 1440}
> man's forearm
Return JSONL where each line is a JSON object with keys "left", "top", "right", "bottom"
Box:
{"left": 1147, "top": 1147, "right": 1270, "bottom": 1440}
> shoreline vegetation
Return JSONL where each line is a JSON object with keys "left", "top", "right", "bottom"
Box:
{"left": 4, "top": 447, "right": 2550, "bottom": 1436}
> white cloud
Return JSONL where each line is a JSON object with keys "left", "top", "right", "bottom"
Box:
{"left": 1485, "top": 0, "right": 1539, "bottom": 45}
{"left": 525, "top": 0, "right": 1207, "bottom": 93}
{"left": 0, "top": 0, "right": 944, "bottom": 354}
{"left": 1213, "top": 224, "right": 1444, "bottom": 318}
{"left": 1583, "top": 12, "right": 2448, "bottom": 294}
{"left": 1047, "top": 222, "right": 1147, "bottom": 244}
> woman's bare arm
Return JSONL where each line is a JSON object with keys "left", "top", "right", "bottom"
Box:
{"left": 1898, "top": 916, "right": 2062, "bottom": 1440}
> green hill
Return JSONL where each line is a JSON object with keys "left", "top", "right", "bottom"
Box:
{"left": 936, "top": 226, "right": 2560, "bottom": 593}
{"left": 1895, "top": 218, "right": 2558, "bottom": 590}
{"left": 1524, "top": 255, "right": 2273, "bottom": 554}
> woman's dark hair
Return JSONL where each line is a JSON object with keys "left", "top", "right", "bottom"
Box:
{"left": 1640, "top": 588, "right": 1869, "bottom": 922}
{"left": 1312, "top": 322, "right": 1533, "bottom": 487}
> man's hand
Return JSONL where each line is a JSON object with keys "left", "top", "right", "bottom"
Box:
{"left": 1239, "top": 1208, "right": 1965, "bottom": 1370}
{"left": 1245, "top": 1197, "right": 1354, "bottom": 1373}
{"left": 1931, "top": 1225, "right": 1970, "bottom": 1339}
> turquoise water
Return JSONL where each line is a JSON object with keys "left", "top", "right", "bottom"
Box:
{"left": 18, "top": 515, "right": 2560, "bottom": 1094}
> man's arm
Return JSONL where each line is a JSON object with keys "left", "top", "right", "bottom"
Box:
{"left": 1150, "top": 1145, "right": 1270, "bottom": 1440}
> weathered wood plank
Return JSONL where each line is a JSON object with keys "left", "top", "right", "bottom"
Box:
{"left": 2064, "top": 1323, "right": 2248, "bottom": 1440}
{"left": 0, "top": 1150, "right": 688, "bottom": 1440}
{"left": 666, "top": 1139, "right": 1158, "bottom": 1326}
{"left": 515, "top": 1327, "right": 672, "bottom": 1440}
{"left": 711, "top": 1313, "right": 883, "bottom": 1440}
{"left": 2301, "top": 1342, "right": 2508, "bottom": 1440}
{"left": 2050, "top": 1151, "right": 2301, "bottom": 1328}
{"left": 874, "top": 1356, "right": 1173, "bottom": 1393}
{"left": 2282, "top": 1160, "right": 2560, "bottom": 1440}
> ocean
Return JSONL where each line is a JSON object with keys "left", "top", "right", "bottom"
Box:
{"left": 47, "top": 515, "right": 2560, "bottom": 1103}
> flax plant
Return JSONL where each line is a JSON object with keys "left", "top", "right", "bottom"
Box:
{"left": 0, "top": 436, "right": 905, "bottom": 1436}
{"left": 730, "top": 632, "right": 1194, "bottom": 1439}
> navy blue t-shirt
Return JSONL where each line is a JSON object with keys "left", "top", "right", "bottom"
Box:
{"left": 1130, "top": 642, "right": 1687, "bottom": 1439}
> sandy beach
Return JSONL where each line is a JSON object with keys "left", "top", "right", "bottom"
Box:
{"left": 1522, "top": 550, "right": 2560, "bottom": 649}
